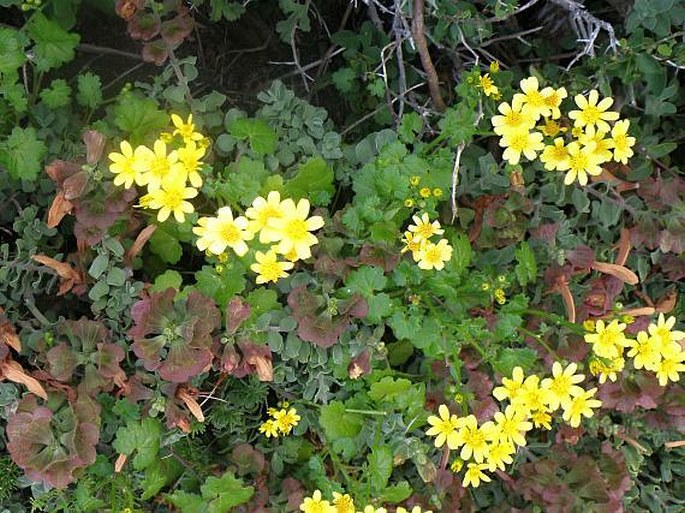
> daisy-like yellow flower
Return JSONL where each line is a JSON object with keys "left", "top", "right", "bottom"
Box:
{"left": 654, "top": 347, "right": 685, "bottom": 386}
{"left": 300, "top": 490, "right": 336, "bottom": 513}
{"left": 134, "top": 139, "right": 184, "bottom": 192}
{"left": 404, "top": 198, "right": 415, "bottom": 208}
{"left": 245, "top": 191, "right": 286, "bottom": 243}
{"left": 541, "top": 362, "right": 585, "bottom": 411}
{"left": 426, "top": 404, "right": 462, "bottom": 449}
{"left": 542, "top": 86, "right": 568, "bottom": 119}
{"left": 269, "top": 198, "right": 325, "bottom": 261}
{"left": 407, "top": 213, "right": 444, "bottom": 242}
{"left": 540, "top": 137, "right": 571, "bottom": 171}
{"left": 610, "top": 119, "right": 636, "bottom": 164}
{"left": 584, "top": 319, "right": 629, "bottom": 360}
{"left": 177, "top": 141, "right": 206, "bottom": 188}
{"left": 108, "top": 140, "right": 146, "bottom": 189}
{"left": 485, "top": 440, "right": 515, "bottom": 471}
{"left": 400, "top": 231, "right": 425, "bottom": 260}
{"left": 397, "top": 507, "right": 433, "bottom": 513}
{"left": 568, "top": 90, "right": 619, "bottom": 133}
{"left": 530, "top": 409, "right": 552, "bottom": 430}
{"left": 478, "top": 73, "right": 499, "bottom": 97}
{"left": 493, "top": 366, "right": 525, "bottom": 402}
{"left": 578, "top": 125, "right": 614, "bottom": 163}
{"left": 590, "top": 356, "right": 624, "bottom": 384}
{"left": 416, "top": 239, "right": 453, "bottom": 271}
{"left": 558, "top": 141, "right": 604, "bottom": 186}
{"left": 492, "top": 405, "right": 533, "bottom": 446}
{"left": 538, "top": 119, "right": 566, "bottom": 138}
{"left": 512, "top": 375, "right": 553, "bottom": 415}
{"left": 561, "top": 387, "right": 602, "bottom": 428}
{"left": 141, "top": 176, "right": 197, "bottom": 222}
{"left": 193, "top": 206, "right": 254, "bottom": 256}
{"left": 251, "top": 250, "right": 295, "bottom": 284}
{"left": 259, "top": 419, "right": 279, "bottom": 438}
{"left": 513, "top": 76, "right": 553, "bottom": 120}
{"left": 499, "top": 129, "right": 545, "bottom": 165}
{"left": 462, "top": 462, "right": 491, "bottom": 488}
{"left": 648, "top": 314, "right": 685, "bottom": 355}
{"left": 272, "top": 407, "right": 300, "bottom": 434}
{"left": 359, "top": 507, "right": 387, "bottom": 513}
{"left": 419, "top": 187, "right": 432, "bottom": 198}
{"left": 455, "top": 415, "right": 496, "bottom": 463}
{"left": 491, "top": 97, "right": 536, "bottom": 136}
{"left": 171, "top": 113, "right": 204, "bottom": 144}
{"left": 409, "top": 175, "right": 421, "bottom": 186}
{"left": 332, "top": 492, "right": 355, "bottom": 513}
{"left": 626, "top": 331, "right": 661, "bottom": 371}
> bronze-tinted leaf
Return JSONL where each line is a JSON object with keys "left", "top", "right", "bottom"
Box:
{"left": 47, "top": 191, "right": 74, "bottom": 229}
{"left": 83, "top": 130, "right": 106, "bottom": 165}
{"left": 62, "top": 170, "right": 90, "bottom": 201}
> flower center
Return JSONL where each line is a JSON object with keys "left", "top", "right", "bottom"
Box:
{"left": 284, "top": 219, "right": 308, "bottom": 241}
{"left": 150, "top": 156, "right": 170, "bottom": 178}
{"left": 220, "top": 223, "right": 241, "bottom": 244}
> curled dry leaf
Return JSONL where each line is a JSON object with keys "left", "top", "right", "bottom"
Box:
{"left": 591, "top": 261, "right": 639, "bottom": 285}
{"left": 125, "top": 224, "right": 157, "bottom": 264}
{"left": 0, "top": 350, "right": 48, "bottom": 400}
{"left": 47, "top": 191, "right": 74, "bottom": 229}
{"left": 176, "top": 387, "right": 205, "bottom": 422}
{"left": 31, "top": 255, "right": 83, "bottom": 295}
{"left": 114, "top": 453, "right": 127, "bottom": 473}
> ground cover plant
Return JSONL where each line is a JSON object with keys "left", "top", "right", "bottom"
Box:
{"left": 0, "top": 0, "right": 684, "bottom": 511}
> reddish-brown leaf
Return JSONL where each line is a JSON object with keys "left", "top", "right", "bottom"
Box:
{"left": 31, "top": 255, "right": 83, "bottom": 295}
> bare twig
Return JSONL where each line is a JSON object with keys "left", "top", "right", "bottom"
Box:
{"left": 290, "top": 25, "right": 311, "bottom": 92}
{"left": 77, "top": 43, "right": 143, "bottom": 61}
{"left": 393, "top": 0, "right": 408, "bottom": 120}
{"left": 450, "top": 142, "right": 465, "bottom": 222}
{"left": 411, "top": 0, "right": 446, "bottom": 111}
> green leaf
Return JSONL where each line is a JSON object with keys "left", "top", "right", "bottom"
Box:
{"left": 202, "top": 472, "right": 254, "bottom": 513}
{"left": 40, "top": 78, "right": 72, "bottom": 108}
{"left": 368, "top": 445, "right": 393, "bottom": 493}
{"left": 113, "top": 417, "right": 163, "bottom": 471}
{"left": 141, "top": 458, "right": 183, "bottom": 501}
{"left": 210, "top": 1, "right": 246, "bottom": 21}
{"left": 0, "top": 27, "right": 27, "bottom": 79}
{"left": 166, "top": 491, "right": 204, "bottom": 513}
{"left": 218, "top": 157, "right": 270, "bottom": 207}
{"left": 227, "top": 118, "right": 277, "bottom": 154}
{"left": 331, "top": 67, "right": 356, "bottom": 93}
{"left": 76, "top": 72, "right": 102, "bottom": 109}
{"left": 149, "top": 224, "right": 183, "bottom": 264}
{"left": 368, "top": 376, "right": 425, "bottom": 417}
{"left": 450, "top": 233, "right": 472, "bottom": 275}
{"left": 345, "top": 266, "right": 387, "bottom": 297}
{"left": 380, "top": 481, "right": 412, "bottom": 503}
{"left": 366, "top": 293, "right": 392, "bottom": 323}
{"left": 283, "top": 157, "right": 335, "bottom": 205}
{"left": 0, "top": 126, "right": 47, "bottom": 181}
{"left": 106, "top": 267, "right": 127, "bottom": 287}
{"left": 194, "top": 264, "right": 246, "bottom": 309}
{"left": 492, "top": 347, "right": 538, "bottom": 377}
{"left": 25, "top": 12, "right": 80, "bottom": 71}
{"left": 112, "top": 93, "right": 169, "bottom": 144}
{"left": 151, "top": 270, "right": 183, "bottom": 293}
{"left": 514, "top": 242, "right": 537, "bottom": 287}
{"left": 319, "top": 400, "right": 363, "bottom": 441}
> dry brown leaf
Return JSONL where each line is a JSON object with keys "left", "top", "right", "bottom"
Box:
{"left": 0, "top": 320, "right": 22, "bottom": 352}
{"left": 655, "top": 289, "right": 678, "bottom": 314}
{"left": 125, "top": 225, "right": 157, "bottom": 264}
{"left": 47, "top": 191, "right": 74, "bottom": 229}
{"left": 1, "top": 359, "right": 48, "bottom": 400}
{"left": 83, "top": 130, "right": 106, "bottom": 165}
{"left": 31, "top": 255, "right": 83, "bottom": 295}
{"left": 62, "top": 171, "right": 90, "bottom": 201}
{"left": 114, "top": 453, "right": 127, "bottom": 473}
{"left": 176, "top": 388, "right": 205, "bottom": 422}
{"left": 246, "top": 353, "right": 273, "bottom": 382}
{"left": 591, "top": 261, "right": 639, "bottom": 285}
{"left": 615, "top": 228, "right": 631, "bottom": 267}
{"left": 665, "top": 440, "right": 685, "bottom": 449}
{"left": 559, "top": 279, "right": 576, "bottom": 324}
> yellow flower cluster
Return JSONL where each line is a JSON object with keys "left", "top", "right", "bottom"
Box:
{"left": 491, "top": 77, "right": 636, "bottom": 186}
{"left": 403, "top": 175, "right": 442, "bottom": 209}
{"left": 584, "top": 314, "right": 685, "bottom": 386}
{"left": 193, "top": 191, "right": 324, "bottom": 284}
{"left": 259, "top": 405, "right": 300, "bottom": 438}
{"left": 426, "top": 361, "right": 602, "bottom": 487}
{"left": 108, "top": 114, "right": 208, "bottom": 222}
{"left": 401, "top": 213, "right": 453, "bottom": 271}
{"left": 298, "top": 490, "right": 431, "bottom": 513}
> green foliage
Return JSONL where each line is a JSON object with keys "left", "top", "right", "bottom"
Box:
{"left": 167, "top": 471, "right": 254, "bottom": 512}
{"left": 0, "top": 126, "right": 47, "bottom": 181}
{"left": 25, "top": 12, "right": 80, "bottom": 72}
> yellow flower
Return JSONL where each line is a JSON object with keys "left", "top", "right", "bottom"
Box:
{"left": 541, "top": 362, "right": 585, "bottom": 411}
{"left": 134, "top": 139, "right": 184, "bottom": 192}
{"left": 177, "top": 141, "right": 206, "bottom": 188}
{"left": 404, "top": 198, "right": 415, "bottom": 208}
{"left": 626, "top": 331, "right": 661, "bottom": 371}
{"left": 450, "top": 458, "right": 464, "bottom": 473}
{"left": 171, "top": 113, "right": 204, "bottom": 144}
{"left": 455, "top": 414, "right": 496, "bottom": 463}
{"left": 332, "top": 492, "right": 355, "bottom": 513}
{"left": 491, "top": 97, "right": 536, "bottom": 136}
{"left": 494, "top": 288, "right": 506, "bottom": 305}
{"left": 400, "top": 231, "right": 424, "bottom": 260}
{"left": 489, "top": 61, "right": 500, "bottom": 73}
{"left": 540, "top": 137, "right": 571, "bottom": 171}
{"left": 397, "top": 507, "right": 432, "bottom": 513}
{"left": 590, "top": 356, "right": 624, "bottom": 384}
{"left": 300, "top": 490, "right": 336, "bottom": 513}
{"left": 250, "top": 250, "right": 295, "bottom": 284}
{"left": 578, "top": 125, "right": 614, "bottom": 163}
{"left": 478, "top": 73, "right": 499, "bottom": 97}
{"left": 654, "top": 348, "right": 685, "bottom": 386}
{"left": 141, "top": 177, "right": 197, "bottom": 222}
{"left": 538, "top": 119, "right": 565, "bottom": 138}
{"left": 583, "top": 320, "right": 596, "bottom": 332}
{"left": 416, "top": 239, "right": 453, "bottom": 271}
{"left": 273, "top": 407, "right": 300, "bottom": 434}
{"left": 108, "top": 140, "right": 145, "bottom": 189}
{"left": 531, "top": 409, "right": 552, "bottom": 430}
{"left": 542, "top": 87, "right": 567, "bottom": 119}
{"left": 193, "top": 206, "right": 254, "bottom": 256}
{"left": 259, "top": 419, "right": 279, "bottom": 438}
{"left": 568, "top": 90, "right": 620, "bottom": 133}
{"left": 513, "top": 76, "right": 553, "bottom": 120}
{"left": 493, "top": 366, "right": 525, "bottom": 402}
{"left": 558, "top": 141, "right": 604, "bottom": 186}
{"left": 485, "top": 440, "right": 515, "bottom": 471}
{"left": 610, "top": 119, "right": 636, "bottom": 164}
{"left": 561, "top": 387, "right": 602, "bottom": 428}
{"left": 269, "top": 198, "right": 325, "bottom": 260}
{"left": 462, "top": 462, "right": 491, "bottom": 488}
{"left": 426, "top": 404, "right": 462, "bottom": 449}
{"left": 492, "top": 405, "right": 533, "bottom": 447}
{"left": 245, "top": 191, "right": 286, "bottom": 243}
{"left": 409, "top": 175, "right": 421, "bottom": 186}
{"left": 359, "top": 507, "right": 387, "bottom": 513}
{"left": 407, "top": 213, "right": 444, "bottom": 242}
{"left": 432, "top": 188, "right": 443, "bottom": 197}
{"left": 584, "top": 319, "right": 629, "bottom": 359}
{"left": 419, "top": 187, "right": 432, "bottom": 198}
{"left": 499, "top": 129, "right": 545, "bottom": 165}
{"left": 512, "top": 375, "right": 553, "bottom": 415}
{"left": 648, "top": 314, "right": 685, "bottom": 355}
